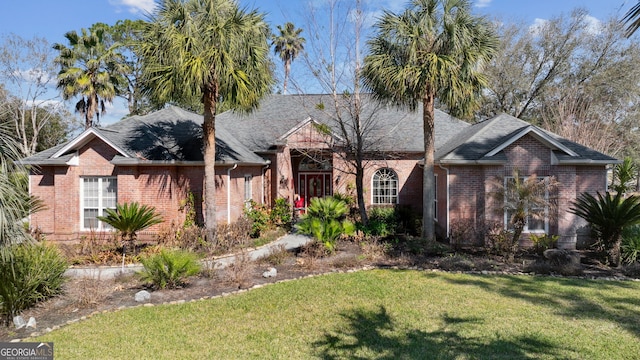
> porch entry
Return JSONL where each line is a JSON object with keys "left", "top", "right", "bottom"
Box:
{"left": 297, "top": 173, "right": 332, "bottom": 208}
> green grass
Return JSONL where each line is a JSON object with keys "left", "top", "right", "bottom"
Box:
{"left": 37, "top": 270, "right": 640, "bottom": 359}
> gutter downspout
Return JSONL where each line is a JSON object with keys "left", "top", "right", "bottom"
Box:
{"left": 261, "top": 164, "right": 269, "bottom": 204}
{"left": 227, "top": 164, "right": 238, "bottom": 224}
{"left": 438, "top": 164, "right": 450, "bottom": 238}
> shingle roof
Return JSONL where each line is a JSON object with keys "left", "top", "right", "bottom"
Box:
{"left": 436, "top": 113, "right": 619, "bottom": 164}
{"left": 216, "top": 94, "right": 471, "bottom": 153}
{"left": 22, "top": 99, "right": 618, "bottom": 167}
{"left": 21, "top": 106, "right": 268, "bottom": 166}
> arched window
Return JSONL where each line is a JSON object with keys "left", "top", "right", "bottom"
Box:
{"left": 372, "top": 168, "right": 398, "bottom": 205}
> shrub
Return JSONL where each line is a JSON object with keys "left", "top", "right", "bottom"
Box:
{"left": 570, "top": 191, "right": 640, "bottom": 266}
{"left": 622, "top": 225, "right": 640, "bottom": 264}
{"left": 0, "top": 243, "right": 68, "bottom": 325}
{"left": 244, "top": 200, "right": 270, "bottom": 238}
{"left": 270, "top": 198, "right": 292, "bottom": 229}
{"left": 296, "top": 197, "right": 355, "bottom": 253}
{"left": 362, "top": 207, "right": 397, "bottom": 237}
{"left": 223, "top": 250, "right": 255, "bottom": 289}
{"left": 530, "top": 234, "right": 559, "bottom": 255}
{"left": 97, "top": 202, "right": 163, "bottom": 269}
{"left": 138, "top": 249, "right": 201, "bottom": 289}
{"left": 484, "top": 223, "right": 514, "bottom": 258}
{"left": 258, "top": 244, "right": 290, "bottom": 266}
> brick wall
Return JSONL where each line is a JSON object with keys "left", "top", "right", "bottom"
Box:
{"left": 29, "top": 137, "right": 267, "bottom": 242}
{"left": 443, "top": 135, "right": 608, "bottom": 248}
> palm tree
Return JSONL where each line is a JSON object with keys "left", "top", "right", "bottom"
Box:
{"left": 0, "top": 124, "right": 44, "bottom": 261}
{"left": 139, "top": 0, "right": 273, "bottom": 237}
{"left": 272, "top": 22, "right": 305, "bottom": 94}
{"left": 362, "top": 0, "right": 498, "bottom": 240}
{"left": 570, "top": 191, "right": 640, "bottom": 267}
{"left": 97, "top": 202, "right": 163, "bottom": 270}
{"left": 488, "top": 168, "right": 559, "bottom": 261}
{"left": 53, "top": 27, "right": 125, "bottom": 128}
{"left": 623, "top": 1, "right": 640, "bottom": 37}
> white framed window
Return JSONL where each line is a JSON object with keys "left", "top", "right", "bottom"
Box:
{"left": 244, "top": 175, "right": 253, "bottom": 206}
{"left": 81, "top": 177, "right": 117, "bottom": 230}
{"left": 504, "top": 176, "right": 548, "bottom": 233}
{"left": 372, "top": 168, "right": 398, "bottom": 205}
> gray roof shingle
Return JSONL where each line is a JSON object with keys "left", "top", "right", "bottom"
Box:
{"left": 216, "top": 94, "right": 471, "bottom": 153}
{"left": 436, "top": 113, "right": 619, "bottom": 164}
{"left": 21, "top": 106, "right": 268, "bottom": 166}
{"left": 22, "top": 99, "right": 618, "bottom": 167}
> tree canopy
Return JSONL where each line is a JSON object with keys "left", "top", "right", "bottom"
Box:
{"left": 139, "top": 0, "right": 273, "bottom": 234}
{"left": 363, "top": 0, "right": 497, "bottom": 240}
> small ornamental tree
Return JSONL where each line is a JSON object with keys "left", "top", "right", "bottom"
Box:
{"left": 488, "top": 168, "right": 558, "bottom": 261}
{"left": 97, "top": 202, "right": 163, "bottom": 269}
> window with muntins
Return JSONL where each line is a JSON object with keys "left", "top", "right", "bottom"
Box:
{"left": 81, "top": 177, "right": 117, "bottom": 230}
{"left": 372, "top": 168, "right": 398, "bottom": 205}
{"left": 504, "top": 176, "right": 548, "bottom": 233}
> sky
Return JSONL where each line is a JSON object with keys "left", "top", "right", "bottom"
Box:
{"left": 0, "top": 0, "right": 636, "bottom": 125}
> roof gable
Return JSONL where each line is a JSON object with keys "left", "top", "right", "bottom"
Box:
{"left": 437, "top": 113, "right": 618, "bottom": 165}
{"left": 22, "top": 106, "right": 268, "bottom": 166}
{"left": 52, "top": 127, "right": 130, "bottom": 159}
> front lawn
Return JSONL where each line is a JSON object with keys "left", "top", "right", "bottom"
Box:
{"left": 36, "top": 270, "right": 640, "bottom": 359}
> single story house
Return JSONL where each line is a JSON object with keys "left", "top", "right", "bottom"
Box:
{"left": 21, "top": 94, "right": 618, "bottom": 248}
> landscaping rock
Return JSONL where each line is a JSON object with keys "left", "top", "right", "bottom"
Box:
{"left": 26, "top": 317, "right": 36, "bottom": 329}
{"left": 13, "top": 316, "right": 26, "bottom": 330}
{"left": 135, "top": 290, "right": 151, "bottom": 302}
{"left": 262, "top": 267, "right": 277, "bottom": 278}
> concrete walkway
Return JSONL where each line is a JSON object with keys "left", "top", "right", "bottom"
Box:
{"left": 64, "top": 232, "right": 314, "bottom": 279}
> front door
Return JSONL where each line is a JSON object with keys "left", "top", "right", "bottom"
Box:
{"left": 298, "top": 173, "right": 332, "bottom": 207}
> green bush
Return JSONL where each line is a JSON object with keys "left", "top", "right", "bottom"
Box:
{"left": 244, "top": 201, "right": 270, "bottom": 238}
{"left": 270, "top": 198, "right": 292, "bottom": 229}
{"left": 570, "top": 191, "right": 640, "bottom": 266}
{"left": 138, "top": 249, "right": 201, "bottom": 289}
{"left": 622, "top": 225, "right": 640, "bottom": 264}
{"left": 296, "top": 197, "right": 355, "bottom": 253}
{"left": 362, "top": 207, "right": 397, "bottom": 236}
{"left": 0, "top": 243, "right": 68, "bottom": 325}
{"left": 529, "top": 233, "right": 559, "bottom": 255}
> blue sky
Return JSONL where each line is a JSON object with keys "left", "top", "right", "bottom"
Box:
{"left": 0, "top": 0, "right": 635, "bottom": 124}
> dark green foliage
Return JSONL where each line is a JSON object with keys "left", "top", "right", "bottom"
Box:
{"left": 570, "top": 191, "right": 640, "bottom": 266}
{"left": 621, "top": 225, "right": 640, "bottom": 264}
{"left": 244, "top": 201, "right": 270, "bottom": 238}
{"left": 138, "top": 248, "right": 201, "bottom": 289}
{"left": 97, "top": 202, "right": 163, "bottom": 268}
{"left": 296, "top": 197, "right": 355, "bottom": 252}
{"left": 0, "top": 243, "right": 67, "bottom": 325}
{"left": 270, "top": 198, "right": 292, "bottom": 229}
{"left": 361, "top": 207, "right": 397, "bottom": 237}
{"left": 97, "top": 202, "right": 163, "bottom": 245}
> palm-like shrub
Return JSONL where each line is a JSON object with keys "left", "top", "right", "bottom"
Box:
{"left": 570, "top": 192, "right": 640, "bottom": 266}
{"left": 138, "top": 249, "right": 201, "bottom": 289}
{"left": 97, "top": 202, "right": 163, "bottom": 268}
{"left": 611, "top": 157, "right": 637, "bottom": 195}
{"left": 296, "top": 197, "right": 355, "bottom": 253}
{"left": 488, "top": 169, "right": 558, "bottom": 260}
{"left": 621, "top": 225, "right": 640, "bottom": 265}
{"left": 0, "top": 243, "right": 67, "bottom": 325}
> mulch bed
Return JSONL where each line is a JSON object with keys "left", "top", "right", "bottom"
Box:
{"left": 1, "top": 240, "right": 635, "bottom": 341}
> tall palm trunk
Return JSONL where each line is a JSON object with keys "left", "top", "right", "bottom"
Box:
{"left": 203, "top": 86, "right": 218, "bottom": 239}
{"left": 422, "top": 90, "right": 436, "bottom": 240}
{"left": 283, "top": 59, "right": 291, "bottom": 94}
